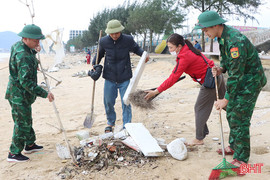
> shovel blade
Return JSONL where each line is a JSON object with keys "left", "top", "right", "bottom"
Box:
{"left": 83, "top": 113, "right": 95, "bottom": 128}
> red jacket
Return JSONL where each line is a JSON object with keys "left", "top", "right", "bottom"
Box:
{"left": 157, "top": 44, "right": 214, "bottom": 93}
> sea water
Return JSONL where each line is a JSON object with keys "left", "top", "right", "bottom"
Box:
{"left": 0, "top": 53, "right": 10, "bottom": 62}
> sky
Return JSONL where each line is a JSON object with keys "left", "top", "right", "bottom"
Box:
{"left": 1, "top": 0, "right": 270, "bottom": 43}
{"left": 0, "top": 0, "right": 132, "bottom": 42}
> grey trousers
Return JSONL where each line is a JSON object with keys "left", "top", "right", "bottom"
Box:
{"left": 194, "top": 74, "right": 226, "bottom": 140}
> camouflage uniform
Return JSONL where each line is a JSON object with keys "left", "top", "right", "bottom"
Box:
{"left": 218, "top": 25, "right": 267, "bottom": 163}
{"left": 5, "top": 41, "right": 48, "bottom": 154}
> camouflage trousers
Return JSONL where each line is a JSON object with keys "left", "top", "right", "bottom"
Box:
{"left": 8, "top": 101, "right": 36, "bottom": 154}
{"left": 226, "top": 89, "right": 262, "bottom": 163}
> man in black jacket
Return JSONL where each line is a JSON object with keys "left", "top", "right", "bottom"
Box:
{"left": 92, "top": 19, "right": 148, "bottom": 132}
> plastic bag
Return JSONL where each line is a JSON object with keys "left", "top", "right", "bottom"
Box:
{"left": 167, "top": 138, "right": 187, "bottom": 161}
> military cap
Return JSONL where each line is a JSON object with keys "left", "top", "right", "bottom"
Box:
{"left": 18, "top": 24, "right": 45, "bottom": 39}
{"left": 194, "top": 11, "right": 226, "bottom": 30}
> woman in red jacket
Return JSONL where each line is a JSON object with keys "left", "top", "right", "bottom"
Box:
{"left": 145, "top": 33, "right": 226, "bottom": 146}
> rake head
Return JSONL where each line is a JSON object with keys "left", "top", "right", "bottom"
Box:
{"left": 208, "top": 158, "right": 244, "bottom": 180}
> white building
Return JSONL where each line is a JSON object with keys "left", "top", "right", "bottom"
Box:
{"left": 69, "top": 30, "right": 86, "bottom": 40}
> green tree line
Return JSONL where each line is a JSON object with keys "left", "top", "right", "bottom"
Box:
{"left": 66, "top": 0, "right": 262, "bottom": 52}
{"left": 66, "top": 0, "right": 185, "bottom": 52}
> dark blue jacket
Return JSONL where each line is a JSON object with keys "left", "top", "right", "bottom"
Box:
{"left": 194, "top": 43, "right": 202, "bottom": 51}
{"left": 93, "top": 33, "right": 144, "bottom": 83}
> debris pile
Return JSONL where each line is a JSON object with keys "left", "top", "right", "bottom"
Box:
{"left": 58, "top": 138, "right": 156, "bottom": 179}
{"left": 69, "top": 59, "right": 87, "bottom": 66}
{"left": 78, "top": 139, "right": 154, "bottom": 169}
{"left": 55, "top": 62, "right": 71, "bottom": 69}
{"left": 72, "top": 70, "right": 88, "bottom": 78}
{"left": 48, "top": 62, "right": 71, "bottom": 72}
{"left": 57, "top": 123, "right": 189, "bottom": 179}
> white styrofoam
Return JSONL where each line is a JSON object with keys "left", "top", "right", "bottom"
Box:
{"left": 123, "top": 51, "right": 148, "bottom": 105}
{"left": 125, "top": 123, "right": 163, "bottom": 157}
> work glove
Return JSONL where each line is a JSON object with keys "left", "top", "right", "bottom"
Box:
{"left": 88, "top": 64, "right": 103, "bottom": 81}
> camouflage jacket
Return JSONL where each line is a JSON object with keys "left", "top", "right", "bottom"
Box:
{"left": 5, "top": 41, "right": 48, "bottom": 105}
{"left": 218, "top": 25, "right": 267, "bottom": 101}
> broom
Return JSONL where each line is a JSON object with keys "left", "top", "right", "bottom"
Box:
{"left": 208, "top": 76, "right": 243, "bottom": 180}
{"left": 128, "top": 76, "right": 186, "bottom": 109}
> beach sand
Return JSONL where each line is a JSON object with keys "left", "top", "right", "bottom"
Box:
{"left": 0, "top": 53, "right": 270, "bottom": 180}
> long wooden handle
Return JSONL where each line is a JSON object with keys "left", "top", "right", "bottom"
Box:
{"left": 95, "top": 30, "right": 103, "bottom": 66}
{"left": 90, "top": 30, "right": 103, "bottom": 115}
{"left": 215, "top": 76, "right": 226, "bottom": 159}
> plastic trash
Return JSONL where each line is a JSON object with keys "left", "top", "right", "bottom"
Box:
{"left": 114, "top": 125, "right": 123, "bottom": 134}
{"left": 179, "top": 137, "right": 186, "bottom": 143}
{"left": 155, "top": 138, "right": 167, "bottom": 150}
{"left": 114, "top": 129, "right": 128, "bottom": 139}
{"left": 80, "top": 136, "right": 100, "bottom": 146}
{"left": 76, "top": 130, "right": 90, "bottom": 141}
{"left": 88, "top": 152, "right": 98, "bottom": 161}
{"left": 99, "top": 132, "right": 113, "bottom": 140}
{"left": 167, "top": 138, "right": 188, "bottom": 161}
{"left": 56, "top": 143, "right": 71, "bottom": 159}
{"left": 122, "top": 136, "right": 141, "bottom": 152}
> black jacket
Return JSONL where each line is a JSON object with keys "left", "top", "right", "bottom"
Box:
{"left": 93, "top": 33, "right": 144, "bottom": 83}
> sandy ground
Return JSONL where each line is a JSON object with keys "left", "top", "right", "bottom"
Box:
{"left": 0, "top": 53, "right": 270, "bottom": 180}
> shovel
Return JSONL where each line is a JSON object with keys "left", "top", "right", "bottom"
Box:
{"left": 84, "top": 30, "right": 103, "bottom": 128}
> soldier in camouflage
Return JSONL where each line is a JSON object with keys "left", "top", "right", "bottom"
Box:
{"left": 5, "top": 24, "right": 54, "bottom": 162}
{"left": 194, "top": 11, "right": 267, "bottom": 166}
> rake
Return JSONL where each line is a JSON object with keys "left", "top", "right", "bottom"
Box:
{"left": 38, "top": 54, "right": 77, "bottom": 164}
{"left": 208, "top": 76, "right": 242, "bottom": 180}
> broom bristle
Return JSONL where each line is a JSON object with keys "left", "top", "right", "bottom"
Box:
{"left": 209, "top": 167, "right": 244, "bottom": 180}
{"left": 208, "top": 169, "right": 221, "bottom": 180}
{"left": 232, "top": 167, "right": 246, "bottom": 176}
{"left": 128, "top": 90, "right": 156, "bottom": 109}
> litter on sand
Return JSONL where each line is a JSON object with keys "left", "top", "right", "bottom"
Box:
{"left": 72, "top": 70, "right": 88, "bottom": 78}
{"left": 56, "top": 123, "right": 191, "bottom": 179}
{"left": 57, "top": 138, "right": 157, "bottom": 179}
{"left": 125, "top": 123, "right": 164, "bottom": 157}
{"left": 56, "top": 143, "right": 71, "bottom": 160}
{"left": 167, "top": 138, "right": 187, "bottom": 161}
